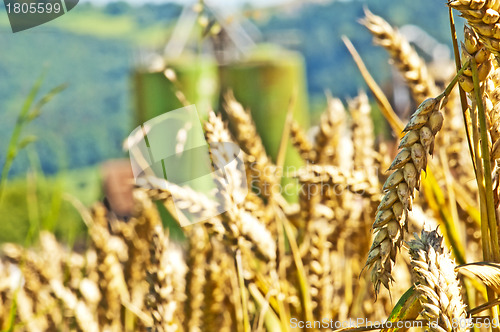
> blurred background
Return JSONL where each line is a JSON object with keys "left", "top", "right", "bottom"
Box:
{"left": 0, "top": 0, "right": 461, "bottom": 245}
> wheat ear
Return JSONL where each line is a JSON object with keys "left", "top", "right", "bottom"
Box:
{"left": 459, "top": 25, "right": 492, "bottom": 94}
{"left": 183, "top": 225, "right": 208, "bottom": 332}
{"left": 349, "top": 91, "right": 376, "bottom": 177}
{"left": 89, "top": 203, "right": 130, "bottom": 329}
{"left": 485, "top": 67, "right": 500, "bottom": 206}
{"left": 290, "top": 119, "right": 315, "bottom": 162}
{"left": 223, "top": 92, "right": 279, "bottom": 199}
{"left": 485, "top": 67, "right": 500, "bottom": 151}
{"left": 365, "top": 96, "right": 444, "bottom": 294}
{"left": 361, "top": 9, "right": 438, "bottom": 103}
{"left": 302, "top": 215, "right": 334, "bottom": 321}
{"left": 203, "top": 238, "right": 237, "bottom": 332}
{"left": 146, "top": 225, "right": 185, "bottom": 332}
{"left": 313, "top": 95, "right": 347, "bottom": 165}
{"left": 449, "top": 0, "right": 500, "bottom": 57}
{"left": 408, "top": 229, "right": 467, "bottom": 332}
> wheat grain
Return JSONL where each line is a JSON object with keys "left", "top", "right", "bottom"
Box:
{"left": 459, "top": 25, "right": 492, "bottom": 94}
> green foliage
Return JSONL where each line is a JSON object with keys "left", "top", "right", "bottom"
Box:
{"left": 0, "top": 166, "right": 101, "bottom": 245}
{"left": 0, "top": 29, "right": 132, "bottom": 176}
{"left": 0, "top": 72, "right": 66, "bottom": 202}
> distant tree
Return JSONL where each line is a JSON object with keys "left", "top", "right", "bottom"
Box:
{"left": 104, "top": 1, "right": 131, "bottom": 16}
{"left": 135, "top": 3, "right": 182, "bottom": 26}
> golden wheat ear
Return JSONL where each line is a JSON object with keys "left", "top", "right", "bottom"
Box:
{"left": 360, "top": 8, "right": 438, "bottom": 103}
{"left": 408, "top": 229, "right": 467, "bottom": 332}
{"left": 449, "top": 0, "right": 500, "bottom": 57}
{"left": 313, "top": 93, "right": 347, "bottom": 165}
{"left": 289, "top": 119, "right": 315, "bottom": 163}
{"left": 365, "top": 97, "right": 443, "bottom": 294}
{"left": 223, "top": 92, "right": 279, "bottom": 200}
{"left": 348, "top": 91, "right": 376, "bottom": 177}
{"left": 147, "top": 225, "right": 186, "bottom": 331}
